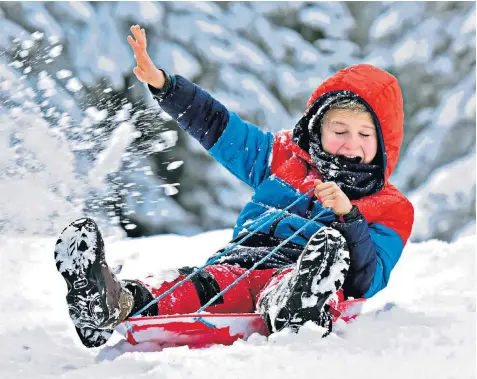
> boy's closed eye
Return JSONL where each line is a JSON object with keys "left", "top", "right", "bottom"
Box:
{"left": 333, "top": 130, "right": 374, "bottom": 137}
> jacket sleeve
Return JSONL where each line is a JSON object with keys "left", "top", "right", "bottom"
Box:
{"left": 332, "top": 201, "right": 413, "bottom": 299}
{"left": 149, "top": 74, "right": 274, "bottom": 189}
{"left": 332, "top": 214, "right": 377, "bottom": 299}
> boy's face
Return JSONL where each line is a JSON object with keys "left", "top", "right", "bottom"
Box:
{"left": 320, "top": 109, "right": 378, "bottom": 164}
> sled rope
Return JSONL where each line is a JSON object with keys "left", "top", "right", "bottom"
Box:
{"left": 195, "top": 207, "right": 328, "bottom": 317}
{"left": 130, "top": 188, "right": 314, "bottom": 318}
{"left": 126, "top": 189, "right": 323, "bottom": 333}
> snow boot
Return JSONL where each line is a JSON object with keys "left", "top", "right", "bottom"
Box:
{"left": 54, "top": 218, "right": 158, "bottom": 347}
{"left": 257, "top": 226, "right": 350, "bottom": 336}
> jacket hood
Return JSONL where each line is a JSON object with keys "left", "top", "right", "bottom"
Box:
{"left": 292, "top": 64, "right": 404, "bottom": 182}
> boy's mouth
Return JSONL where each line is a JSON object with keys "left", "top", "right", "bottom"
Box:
{"left": 338, "top": 155, "right": 363, "bottom": 164}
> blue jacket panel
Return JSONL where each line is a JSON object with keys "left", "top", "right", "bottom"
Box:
{"left": 235, "top": 177, "right": 336, "bottom": 245}
{"left": 209, "top": 112, "right": 274, "bottom": 189}
{"left": 364, "top": 224, "right": 404, "bottom": 298}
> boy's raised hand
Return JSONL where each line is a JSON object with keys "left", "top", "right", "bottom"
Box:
{"left": 127, "top": 25, "right": 165, "bottom": 89}
{"left": 314, "top": 179, "right": 353, "bottom": 216}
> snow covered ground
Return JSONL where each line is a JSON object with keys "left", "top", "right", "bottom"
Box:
{"left": 0, "top": 229, "right": 474, "bottom": 379}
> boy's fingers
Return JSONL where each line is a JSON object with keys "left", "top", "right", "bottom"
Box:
{"left": 318, "top": 187, "right": 335, "bottom": 197}
{"left": 130, "top": 25, "right": 143, "bottom": 45}
{"left": 128, "top": 42, "right": 150, "bottom": 69}
{"left": 133, "top": 66, "right": 147, "bottom": 82}
{"left": 141, "top": 29, "right": 146, "bottom": 42}
{"left": 135, "top": 27, "right": 146, "bottom": 47}
{"left": 129, "top": 24, "right": 140, "bottom": 39}
{"left": 128, "top": 38, "right": 146, "bottom": 57}
{"left": 127, "top": 35, "right": 139, "bottom": 50}
{"left": 321, "top": 194, "right": 336, "bottom": 203}
{"left": 316, "top": 182, "right": 334, "bottom": 192}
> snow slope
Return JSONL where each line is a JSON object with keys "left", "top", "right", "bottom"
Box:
{"left": 0, "top": 230, "right": 474, "bottom": 379}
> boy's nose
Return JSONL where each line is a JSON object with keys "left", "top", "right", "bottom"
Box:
{"left": 343, "top": 137, "right": 360, "bottom": 150}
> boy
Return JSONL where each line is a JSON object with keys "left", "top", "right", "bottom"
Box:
{"left": 54, "top": 25, "right": 414, "bottom": 347}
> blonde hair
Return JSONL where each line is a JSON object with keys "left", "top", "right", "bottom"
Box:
{"left": 321, "top": 99, "right": 373, "bottom": 126}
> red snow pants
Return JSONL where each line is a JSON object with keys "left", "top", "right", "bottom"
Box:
{"left": 139, "top": 265, "right": 294, "bottom": 315}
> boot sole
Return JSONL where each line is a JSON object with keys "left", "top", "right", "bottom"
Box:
{"left": 275, "top": 227, "right": 349, "bottom": 330}
{"left": 54, "top": 218, "right": 119, "bottom": 330}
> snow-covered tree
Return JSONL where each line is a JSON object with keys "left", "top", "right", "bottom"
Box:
{"left": 0, "top": 1, "right": 474, "bottom": 242}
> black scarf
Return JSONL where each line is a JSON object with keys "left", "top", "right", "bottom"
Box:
{"left": 292, "top": 91, "right": 385, "bottom": 200}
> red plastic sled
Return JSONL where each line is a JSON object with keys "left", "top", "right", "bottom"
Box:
{"left": 116, "top": 297, "right": 366, "bottom": 348}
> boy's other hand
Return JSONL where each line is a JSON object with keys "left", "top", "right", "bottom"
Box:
{"left": 127, "top": 25, "right": 165, "bottom": 89}
{"left": 314, "top": 179, "right": 353, "bottom": 216}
